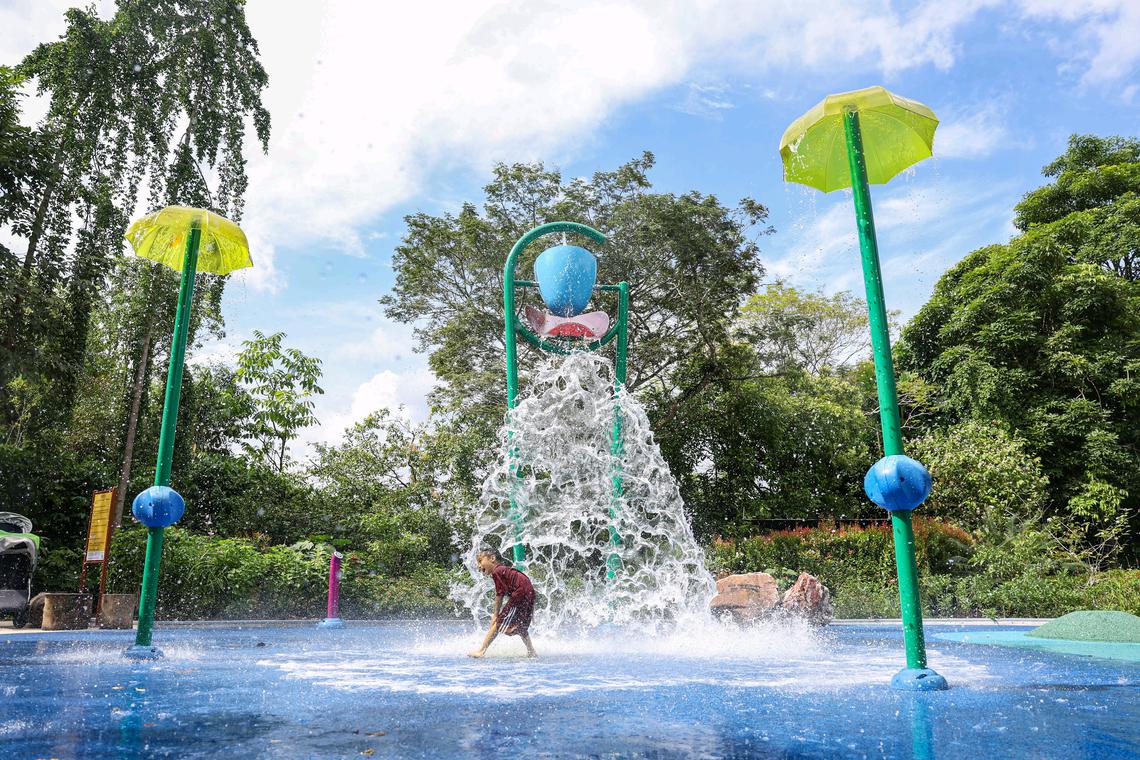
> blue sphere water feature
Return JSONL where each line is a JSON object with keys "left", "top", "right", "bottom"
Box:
{"left": 131, "top": 485, "right": 186, "bottom": 528}
{"left": 533, "top": 244, "right": 597, "bottom": 317}
{"left": 863, "top": 455, "right": 932, "bottom": 512}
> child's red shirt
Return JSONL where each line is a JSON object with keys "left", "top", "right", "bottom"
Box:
{"left": 491, "top": 564, "right": 534, "bottom": 599}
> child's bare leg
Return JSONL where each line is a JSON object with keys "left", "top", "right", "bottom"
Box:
{"left": 521, "top": 634, "right": 538, "bottom": 657}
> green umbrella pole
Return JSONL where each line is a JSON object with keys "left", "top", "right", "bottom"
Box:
{"left": 843, "top": 108, "right": 929, "bottom": 671}
{"left": 135, "top": 224, "right": 200, "bottom": 648}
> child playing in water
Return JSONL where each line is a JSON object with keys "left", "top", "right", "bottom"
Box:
{"left": 468, "top": 546, "right": 538, "bottom": 658}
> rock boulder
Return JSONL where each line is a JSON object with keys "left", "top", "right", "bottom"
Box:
{"left": 710, "top": 572, "right": 779, "bottom": 623}
{"left": 781, "top": 572, "right": 833, "bottom": 625}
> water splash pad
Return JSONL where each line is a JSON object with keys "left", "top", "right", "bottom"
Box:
{"left": 2, "top": 622, "right": 1137, "bottom": 757}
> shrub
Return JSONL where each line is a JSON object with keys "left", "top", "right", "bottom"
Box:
{"left": 32, "top": 546, "right": 83, "bottom": 593}
{"left": 909, "top": 420, "right": 1049, "bottom": 530}
{"left": 707, "top": 519, "right": 972, "bottom": 590}
{"left": 705, "top": 520, "right": 1140, "bottom": 618}
{"left": 105, "top": 527, "right": 456, "bottom": 620}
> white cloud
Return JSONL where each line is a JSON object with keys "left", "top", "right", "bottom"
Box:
{"left": 8, "top": 0, "right": 1138, "bottom": 299}
{"left": 1018, "top": 0, "right": 1140, "bottom": 85}
{"left": 187, "top": 335, "right": 245, "bottom": 369}
{"left": 348, "top": 368, "right": 435, "bottom": 423}
{"left": 765, "top": 178, "right": 1019, "bottom": 310}
{"left": 340, "top": 322, "right": 417, "bottom": 362}
{"left": 675, "top": 83, "right": 735, "bottom": 120}
{"left": 0, "top": 1, "right": 115, "bottom": 66}
{"left": 935, "top": 105, "right": 1012, "bottom": 159}
{"left": 4, "top": 0, "right": 1005, "bottom": 293}
{"left": 235, "top": 0, "right": 994, "bottom": 288}
{"left": 295, "top": 366, "right": 437, "bottom": 456}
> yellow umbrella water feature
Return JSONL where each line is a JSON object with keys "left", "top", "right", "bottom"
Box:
{"left": 126, "top": 205, "right": 252, "bottom": 275}
{"left": 780, "top": 86, "right": 947, "bottom": 691}
{"left": 123, "top": 205, "right": 251, "bottom": 658}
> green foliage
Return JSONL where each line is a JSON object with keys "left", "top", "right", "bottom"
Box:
{"left": 709, "top": 521, "right": 1139, "bottom": 618}
{"left": 909, "top": 420, "right": 1049, "bottom": 529}
{"left": 651, "top": 281, "right": 892, "bottom": 537}
{"left": 382, "top": 152, "right": 768, "bottom": 427}
{"left": 310, "top": 410, "right": 456, "bottom": 573}
{"left": 0, "top": 442, "right": 111, "bottom": 547}
{"left": 0, "top": 66, "right": 44, "bottom": 237}
{"left": 105, "top": 527, "right": 454, "bottom": 619}
{"left": 655, "top": 354, "right": 877, "bottom": 536}
{"left": 32, "top": 546, "right": 83, "bottom": 593}
{"left": 236, "top": 330, "right": 324, "bottom": 472}
{"left": 1, "top": 0, "right": 271, "bottom": 435}
{"left": 178, "top": 452, "right": 320, "bottom": 544}
{"left": 707, "top": 520, "right": 973, "bottom": 587}
{"left": 899, "top": 136, "right": 1140, "bottom": 544}
{"left": 738, "top": 280, "right": 881, "bottom": 374}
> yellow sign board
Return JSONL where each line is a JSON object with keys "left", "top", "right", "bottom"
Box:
{"left": 85, "top": 489, "right": 115, "bottom": 562}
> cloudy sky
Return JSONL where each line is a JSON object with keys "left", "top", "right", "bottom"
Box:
{"left": 4, "top": 0, "right": 1140, "bottom": 453}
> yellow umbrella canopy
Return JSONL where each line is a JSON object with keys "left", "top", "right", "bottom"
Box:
{"left": 125, "top": 205, "right": 252, "bottom": 275}
{"left": 779, "top": 86, "right": 938, "bottom": 193}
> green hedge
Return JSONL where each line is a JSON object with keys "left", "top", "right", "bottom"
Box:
{"left": 707, "top": 521, "right": 1140, "bottom": 618}
{"left": 103, "top": 527, "right": 456, "bottom": 620}
{"left": 706, "top": 519, "right": 974, "bottom": 586}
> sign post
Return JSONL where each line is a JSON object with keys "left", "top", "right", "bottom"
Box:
{"left": 79, "top": 488, "right": 116, "bottom": 617}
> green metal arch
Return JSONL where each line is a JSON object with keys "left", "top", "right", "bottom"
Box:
{"left": 502, "top": 223, "right": 629, "bottom": 571}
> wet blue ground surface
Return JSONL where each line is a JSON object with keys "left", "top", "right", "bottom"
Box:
{"left": 1, "top": 621, "right": 1137, "bottom": 759}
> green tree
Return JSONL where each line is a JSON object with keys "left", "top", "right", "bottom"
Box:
{"left": 899, "top": 135, "right": 1140, "bottom": 544}
{"left": 0, "top": 67, "right": 44, "bottom": 244}
{"left": 1014, "top": 134, "right": 1140, "bottom": 281}
{"left": 382, "top": 153, "right": 769, "bottom": 428}
{"left": 236, "top": 331, "right": 324, "bottom": 473}
{"left": 0, "top": 1, "right": 270, "bottom": 523}
{"left": 738, "top": 281, "right": 881, "bottom": 375}
{"left": 310, "top": 409, "right": 454, "bottom": 573}
{"left": 651, "top": 340, "right": 877, "bottom": 537}
{"left": 909, "top": 420, "right": 1049, "bottom": 530}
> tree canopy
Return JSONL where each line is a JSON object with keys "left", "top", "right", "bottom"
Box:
{"left": 900, "top": 135, "right": 1140, "bottom": 537}
{"left": 382, "top": 153, "right": 770, "bottom": 424}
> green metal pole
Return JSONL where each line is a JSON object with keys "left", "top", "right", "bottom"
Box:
{"left": 606, "top": 282, "right": 629, "bottom": 579}
{"left": 843, "top": 108, "right": 928, "bottom": 671}
{"left": 502, "top": 222, "right": 606, "bottom": 569}
{"left": 134, "top": 224, "right": 200, "bottom": 648}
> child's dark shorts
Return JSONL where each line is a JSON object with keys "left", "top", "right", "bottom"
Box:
{"left": 496, "top": 591, "right": 535, "bottom": 636}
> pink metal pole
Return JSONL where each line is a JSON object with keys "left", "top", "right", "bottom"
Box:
{"left": 318, "top": 552, "right": 345, "bottom": 628}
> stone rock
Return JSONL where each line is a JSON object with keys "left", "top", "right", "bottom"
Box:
{"left": 710, "top": 572, "right": 779, "bottom": 623}
{"left": 98, "top": 594, "right": 137, "bottom": 629}
{"left": 29, "top": 592, "right": 91, "bottom": 630}
{"left": 780, "top": 573, "right": 833, "bottom": 625}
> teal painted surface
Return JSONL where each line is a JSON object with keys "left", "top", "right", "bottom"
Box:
{"left": 1029, "top": 610, "right": 1140, "bottom": 643}
{"left": 935, "top": 630, "right": 1140, "bottom": 663}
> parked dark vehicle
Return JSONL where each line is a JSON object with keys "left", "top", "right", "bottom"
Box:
{"left": 0, "top": 513, "right": 39, "bottom": 628}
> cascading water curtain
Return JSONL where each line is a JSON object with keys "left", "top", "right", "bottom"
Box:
{"left": 454, "top": 351, "right": 715, "bottom": 635}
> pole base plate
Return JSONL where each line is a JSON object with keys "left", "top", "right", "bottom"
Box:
{"left": 891, "top": 667, "right": 948, "bottom": 691}
{"left": 317, "top": 617, "right": 345, "bottom": 629}
{"left": 124, "top": 644, "right": 164, "bottom": 660}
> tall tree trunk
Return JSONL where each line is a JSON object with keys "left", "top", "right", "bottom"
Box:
{"left": 113, "top": 318, "right": 154, "bottom": 526}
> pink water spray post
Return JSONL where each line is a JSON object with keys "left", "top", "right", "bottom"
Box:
{"left": 317, "top": 552, "right": 345, "bottom": 629}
